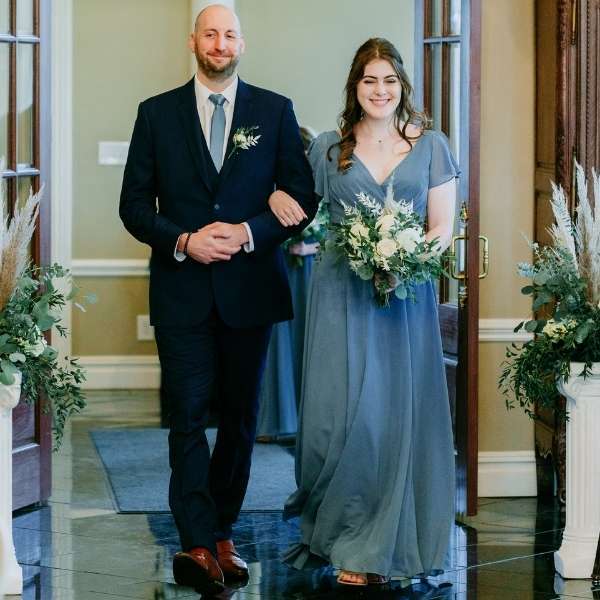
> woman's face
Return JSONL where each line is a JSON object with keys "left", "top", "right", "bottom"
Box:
{"left": 356, "top": 59, "right": 402, "bottom": 121}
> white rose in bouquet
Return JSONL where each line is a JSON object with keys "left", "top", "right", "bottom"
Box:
{"left": 350, "top": 222, "right": 370, "bottom": 240}
{"left": 25, "top": 337, "right": 47, "bottom": 357}
{"left": 376, "top": 213, "right": 396, "bottom": 237}
{"left": 395, "top": 227, "right": 423, "bottom": 253}
{"left": 376, "top": 238, "right": 397, "bottom": 259}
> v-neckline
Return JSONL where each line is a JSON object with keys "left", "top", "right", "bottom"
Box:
{"left": 351, "top": 132, "right": 426, "bottom": 187}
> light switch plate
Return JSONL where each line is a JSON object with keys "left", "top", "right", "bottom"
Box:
{"left": 137, "top": 315, "right": 154, "bottom": 341}
{"left": 98, "top": 141, "right": 130, "bottom": 166}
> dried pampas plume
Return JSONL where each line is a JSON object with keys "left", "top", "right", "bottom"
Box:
{"left": 0, "top": 157, "right": 42, "bottom": 311}
{"left": 548, "top": 161, "right": 600, "bottom": 304}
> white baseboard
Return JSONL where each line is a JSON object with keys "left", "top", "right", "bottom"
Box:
{"left": 79, "top": 355, "right": 160, "bottom": 390}
{"left": 478, "top": 319, "right": 533, "bottom": 343}
{"left": 478, "top": 451, "right": 537, "bottom": 497}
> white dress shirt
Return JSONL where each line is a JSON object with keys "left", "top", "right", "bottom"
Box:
{"left": 195, "top": 74, "right": 238, "bottom": 165}
{"left": 175, "top": 75, "right": 254, "bottom": 260}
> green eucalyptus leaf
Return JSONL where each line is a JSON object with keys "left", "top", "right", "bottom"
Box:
{"left": 575, "top": 322, "right": 592, "bottom": 344}
{"left": 0, "top": 368, "right": 15, "bottom": 385}
{"left": 356, "top": 266, "right": 373, "bottom": 281}
{"left": 394, "top": 285, "right": 408, "bottom": 300}
{"left": 524, "top": 320, "right": 539, "bottom": 333}
{"left": 533, "top": 271, "right": 550, "bottom": 285}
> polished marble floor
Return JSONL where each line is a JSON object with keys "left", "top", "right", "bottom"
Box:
{"left": 9, "top": 391, "right": 600, "bottom": 599}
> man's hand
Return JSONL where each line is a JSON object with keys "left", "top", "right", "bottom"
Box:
{"left": 208, "top": 222, "right": 250, "bottom": 247}
{"left": 182, "top": 223, "right": 244, "bottom": 264}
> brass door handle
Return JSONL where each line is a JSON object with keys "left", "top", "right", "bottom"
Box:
{"left": 447, "top": 234, "right": 489, "bottom": 280}
{"left": 447, "top": 234, "right": 466, "bottom": 280}
{"left": 479, "top": 235, "right": 489, "bottom": 279}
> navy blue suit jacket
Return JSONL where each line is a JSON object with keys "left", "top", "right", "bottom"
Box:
{"left": 120, "top": 78, "right": 317, "bottom": 329}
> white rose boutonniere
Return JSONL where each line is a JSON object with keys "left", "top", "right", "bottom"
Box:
{"left": 228, "top": 126, "right": 261, "bottom": 159}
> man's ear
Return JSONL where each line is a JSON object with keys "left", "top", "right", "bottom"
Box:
{"left": 187, "top": 33, "right": 196, "bottom": 53}
{"left": 240, "top": 38, "right": 246, "bottom": 55}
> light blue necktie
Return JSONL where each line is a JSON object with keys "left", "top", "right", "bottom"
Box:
{"left": 208, "top": 94, "right": 226, "bottom": 171}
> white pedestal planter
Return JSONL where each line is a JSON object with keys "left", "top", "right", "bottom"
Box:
{"left": 554, "top": 362, "right": 600, "bottom": 579}
{"left": 0, "top": 371, "right": 23, "bottom": 596}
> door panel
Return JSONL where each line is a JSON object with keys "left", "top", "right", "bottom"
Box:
{"left": 1, "top": 0, "right": 52, "bottom": 511}
{"left": 415, "top": 0, "right": 481, "bottom": 517}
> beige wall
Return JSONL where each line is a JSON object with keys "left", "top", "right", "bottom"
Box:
{"left": 478, "top": 0, "right": 535, "bottom": 452}
{"left": 237, "top": 0, "right": 414, "bottom": 133}
{"left": 72, "top": 0, "right": 190, "bottom": 354}
{"left": 73, "top": 0, "right": 190, "bottom": 262}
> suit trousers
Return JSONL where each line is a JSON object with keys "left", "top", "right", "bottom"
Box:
{"left": 155, "top": 308, "right": 271, "bottom": 553}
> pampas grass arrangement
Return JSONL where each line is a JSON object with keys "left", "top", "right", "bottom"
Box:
{"left": 500, "top": 161, "right": 600, "bottom": 419}
{"left": 0, "top": 158, "right": 41, "bottom": 311}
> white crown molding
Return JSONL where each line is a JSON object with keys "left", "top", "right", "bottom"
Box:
{"left": 478, "top": 451, "right": 537, "bottom": 497}
{"left": 479, "top": 318, "right": 533, "bottom": 343}
{"left": 72, "top": 259, "right": 149, "bottom": 278}
{"left": 79, "top": 355, "right": 160, "bottom": 390}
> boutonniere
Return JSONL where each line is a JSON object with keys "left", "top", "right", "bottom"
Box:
{"left": 228, "top": 126, "right": 261, "bottom": 159}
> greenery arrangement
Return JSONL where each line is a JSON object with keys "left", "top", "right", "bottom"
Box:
{"left": 499, "top": 163, "right": 600, "bottom": 419}
{"left": 0, "top": 163, "right": 93, "bottom": 447}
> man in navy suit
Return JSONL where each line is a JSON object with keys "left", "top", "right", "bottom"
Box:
{"left": 119, "top": 4, "right": 316, "bottom": 594}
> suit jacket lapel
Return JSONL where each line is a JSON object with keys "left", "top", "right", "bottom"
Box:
{"left": 176, "top": 78, "right": 217, "bottom": 193}
{"left": 218, "top": 79, "right": 254, "bottom": 183}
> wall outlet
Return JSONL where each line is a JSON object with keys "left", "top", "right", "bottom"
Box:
{"left": 137, "top": 315, "right": 154, "bottom": 341}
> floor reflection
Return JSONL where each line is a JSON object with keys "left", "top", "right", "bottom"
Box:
{"left": 10, "top": 390, "right": 599, "bottom": 599}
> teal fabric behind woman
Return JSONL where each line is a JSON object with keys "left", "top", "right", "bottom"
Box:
{"left": 283, "top": 129, "right": 458, "bottom": 578}
{"left": 256, "top": 256, "right": 314, "bottom": 438}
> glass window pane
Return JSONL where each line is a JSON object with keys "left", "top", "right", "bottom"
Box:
{"left": 17, "top": 177, "right": 36, "bottom": 261}
{"left": 450, "top": 0, "right": 462, "bottom": 35}
{"left": 0, "top": 44, "right": 8, "bottom": 166}
{"left": 17, "top": 176, "right": 35, "bottom": 207}
{"left": 0, "top": 176, "right": 7, "bottom": 218}
{"left": 17, "top": 0, "right": 34, "bottom": 36}
{"left": 448, "top": 43, "right": 461, "bottom": 162}
{"left": 0, "top": 0, "right": 9, "bottom": 34}
{"left": 429, "top": 43, "right": 443, "bottom": 128}
{"left": 17, "top": 43, "right": 34, "bottom": 170}
{"left": 429, "top": 0, "right": 443, "bottom": 37}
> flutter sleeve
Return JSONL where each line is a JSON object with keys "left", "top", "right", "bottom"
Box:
{"left": 429, "top": 130, "right": 461, "bottom": 189}
{"left": 306, "top": 131, "right": 334, "bottom": 206}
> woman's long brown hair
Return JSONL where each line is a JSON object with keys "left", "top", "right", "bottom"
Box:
{"left": 329, "top": 38, "right": 429, "bottom": 172}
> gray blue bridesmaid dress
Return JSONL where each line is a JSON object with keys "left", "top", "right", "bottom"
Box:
{"left": 283, "top": 129, "right": 459, "bottom": 578}
{"left": 256, "top": 256, "right": 314, "bottom": 438}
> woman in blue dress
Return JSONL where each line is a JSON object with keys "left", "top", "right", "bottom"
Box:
{"left": 268, "top": 38, "right": 458, "bottom": 586}
{"left": 256, "top": 127, "right": 321, "bottom": 442}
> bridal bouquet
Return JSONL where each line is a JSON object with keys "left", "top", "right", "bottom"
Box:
{"left": 330, "top": 185, "right": 443, "bottom": 307}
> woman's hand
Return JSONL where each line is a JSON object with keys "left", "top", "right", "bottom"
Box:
{"left": 288, "top": 242, "right": 320, "bottom": 256}
{"left": 268, "top": 190, "right": 308, "bottom": 227}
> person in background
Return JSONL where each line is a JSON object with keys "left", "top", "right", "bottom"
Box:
{"left": 256, "top": 126, "right": 324, "bottom": 442}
